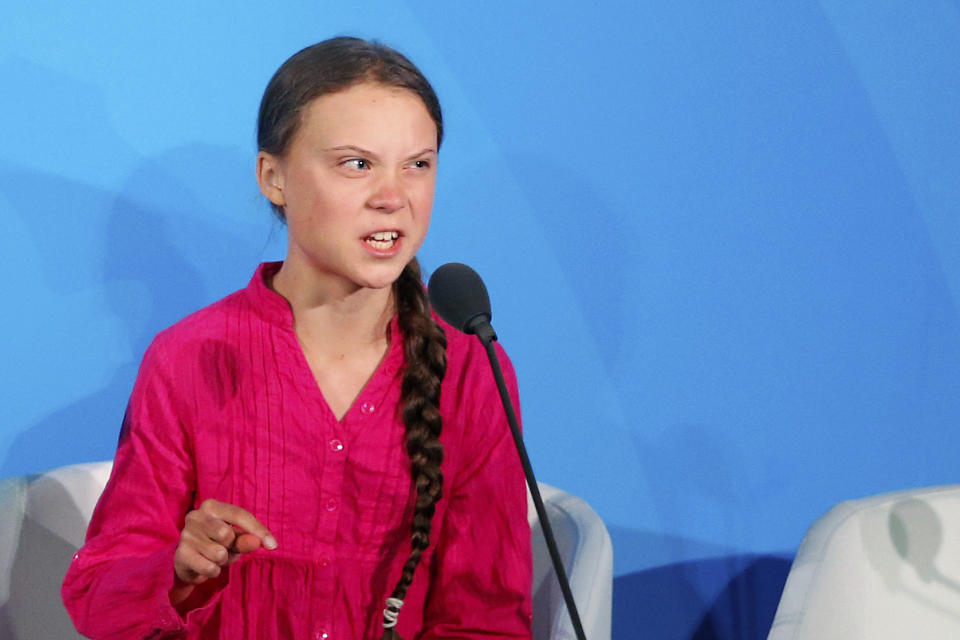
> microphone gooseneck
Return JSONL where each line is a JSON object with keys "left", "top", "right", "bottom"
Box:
{"left": 427, "top": 262, "right": 588, "bottom": 640}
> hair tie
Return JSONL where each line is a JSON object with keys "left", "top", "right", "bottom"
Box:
{"left": 382, "top": 597, "right": 404, "bottom": 629}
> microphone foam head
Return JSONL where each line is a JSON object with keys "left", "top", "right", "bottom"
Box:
{"left": 427, "top": 262, "right": 492, "bottom": 334}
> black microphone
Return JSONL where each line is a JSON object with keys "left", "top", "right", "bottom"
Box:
{"left": 426, "top": 263, "right": 496, "bottom": 343}
{"left": 427, "top": 262, "right": 588, "bottom": 640}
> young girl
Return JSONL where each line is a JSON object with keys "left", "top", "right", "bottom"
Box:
{"left": 62, "top": 37, "right": 533, "bottom": 639}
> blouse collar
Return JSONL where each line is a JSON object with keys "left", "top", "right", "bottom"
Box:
{"left": 245, "top": 261, "right": 293, "bottom": 328}
{"left": 244, "top": 262, "right": 404, "bottom": 368}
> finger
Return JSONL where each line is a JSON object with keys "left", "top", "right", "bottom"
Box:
{"left": 188, "top": 533, "right": 231, "bottom": 567}
{"left": 189, "top": 509, "right": 238, "bottom": 548}
{"left": 205, "top": 501, "right": 277, "bottom": 550}
{"left": 175, "top": 545, "right": 221, "bottom": 583}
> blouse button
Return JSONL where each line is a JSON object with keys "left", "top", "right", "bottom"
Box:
{"left": 325, "top": 498, "right": 339, "bottom": 512}
{"left": 313, "top": 630, "right": 329, "bottom": 640}
{"left": 329, "top": 439, "right": 343, "bottom": 452}
{"left": 319, "top": 555, "right": 331, "bottom": 568}
{"left": 360, "top": 401, "right": 375, "bottom": 415}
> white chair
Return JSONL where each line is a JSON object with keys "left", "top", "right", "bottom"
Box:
{"left": 769, "top": 484, "right": 960, "bottom": 640}
{"left": 0, "top": 462, "right": 112, "bottom": 639}
{"left": 528, "top": 484, "right": 614, "bottom": 640}
{"left": 0, "top": 461, "right": 613, "bottom": 640}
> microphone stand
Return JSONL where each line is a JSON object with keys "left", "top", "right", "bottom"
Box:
{"left": 468, "top": 319, "right": 588, "bottom": 640}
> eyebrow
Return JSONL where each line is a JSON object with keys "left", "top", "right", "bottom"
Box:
{"left": 325, "top": 145, "right": 376, "bottom": 156}
{"left": 324, "top": 145, "right": 438, "bottom": 161}
{"left": 405, "top": 148, "right": 438, "bottom": 160}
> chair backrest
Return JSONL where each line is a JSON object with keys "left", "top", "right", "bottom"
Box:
{"left": 528, "top": 484, "right": 614, "bottom": 640}
{"left": 769, "top": 484, "right": 960, "bottom": 640}
{"left": 0, "top": 461, "right": 112, "bottom": 639}
{"left": 1, "top": 461, "right": 613, "bottom": 640}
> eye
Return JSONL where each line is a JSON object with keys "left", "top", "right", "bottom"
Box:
{"left": 411, "top": 159, "right": 432, "bottom": 170}
{"left": 342, "top": 158, "right": 370, "bottom": 171}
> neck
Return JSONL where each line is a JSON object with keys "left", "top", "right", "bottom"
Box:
{"left": 270, "top": 260, "right": 395, "bottom": 355}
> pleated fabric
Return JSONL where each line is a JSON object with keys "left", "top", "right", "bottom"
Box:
{"left": 62, "top": 262, "right": 532, "bottom": 640}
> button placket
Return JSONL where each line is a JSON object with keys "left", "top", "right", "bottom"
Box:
{"left": 316, "top": 419, "right": 344, "bottom": 543}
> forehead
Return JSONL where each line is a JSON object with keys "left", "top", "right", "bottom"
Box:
{"left": 295, "top": 83, "right": 437, "bottom": 147}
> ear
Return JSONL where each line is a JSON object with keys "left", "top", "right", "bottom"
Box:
{"left": 256, "top": 151, "right": 286, "bottom": 207}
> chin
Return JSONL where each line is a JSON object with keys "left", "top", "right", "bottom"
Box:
{"left": 356, "top": 267, "right": 408, "bottom": 291}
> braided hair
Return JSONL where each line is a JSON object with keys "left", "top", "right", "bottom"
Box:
{"left": 256, "top": 37, "right": 448, "bottom": 638}
{"left": 382, "top": 258, "right": 448, "bottom": 639}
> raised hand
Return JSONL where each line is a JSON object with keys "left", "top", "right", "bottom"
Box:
{"left": 173, "top": 498, "right": 277, "bottom": 586}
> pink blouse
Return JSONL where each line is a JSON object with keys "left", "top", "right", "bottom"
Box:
{"left": 61, "top": 262, "right": 533, "bottom": 640}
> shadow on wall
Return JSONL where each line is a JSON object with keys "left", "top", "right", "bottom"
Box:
{"left": 0, "top": 58, "right": 279, "bottom": 479}
{"left": 612, "top": 554, "right": 792, "bottom": 640}
{"left": 0, "top": 164, "right": 204, "bottom": 478}
{"left": 0, "top": 143, "right": 280, "bottom": 480}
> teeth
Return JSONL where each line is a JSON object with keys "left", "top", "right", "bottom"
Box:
{"left": 365, "top": 231, "right": 399, "bottom": 250}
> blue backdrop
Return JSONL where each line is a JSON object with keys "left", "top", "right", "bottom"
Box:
{"left": 2, "top": 2, "right": 959, "bottom": 638}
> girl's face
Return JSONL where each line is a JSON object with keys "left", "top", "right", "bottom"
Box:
{"left": 258, "top": 82, "right": 438, "bottom": 294}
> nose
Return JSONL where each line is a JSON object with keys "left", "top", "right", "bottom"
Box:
{"left": 367, "top": 174, "right": 404, "bottom": 214}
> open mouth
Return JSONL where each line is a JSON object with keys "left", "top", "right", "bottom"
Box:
{"left": 364, "top": 230, "right": 400, "bottom": 250}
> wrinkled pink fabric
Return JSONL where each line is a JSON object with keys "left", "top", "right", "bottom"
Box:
{"left": 62, "top": 262, "right": 533, "bottom": 640}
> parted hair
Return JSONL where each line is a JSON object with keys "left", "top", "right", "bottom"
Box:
{"left": 256, "top": 37, "right": 447, "bottom": 639}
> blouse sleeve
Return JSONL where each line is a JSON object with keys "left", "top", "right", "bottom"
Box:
{"left": 61, "top": 337, "right": 222, "bottom": 639}
{"left": 421, "top": 343, "right": 534, "bottom": 639}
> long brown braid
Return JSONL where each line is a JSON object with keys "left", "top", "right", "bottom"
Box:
{"left": 380, "top": 258, "right": 447, "bottom": 639}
